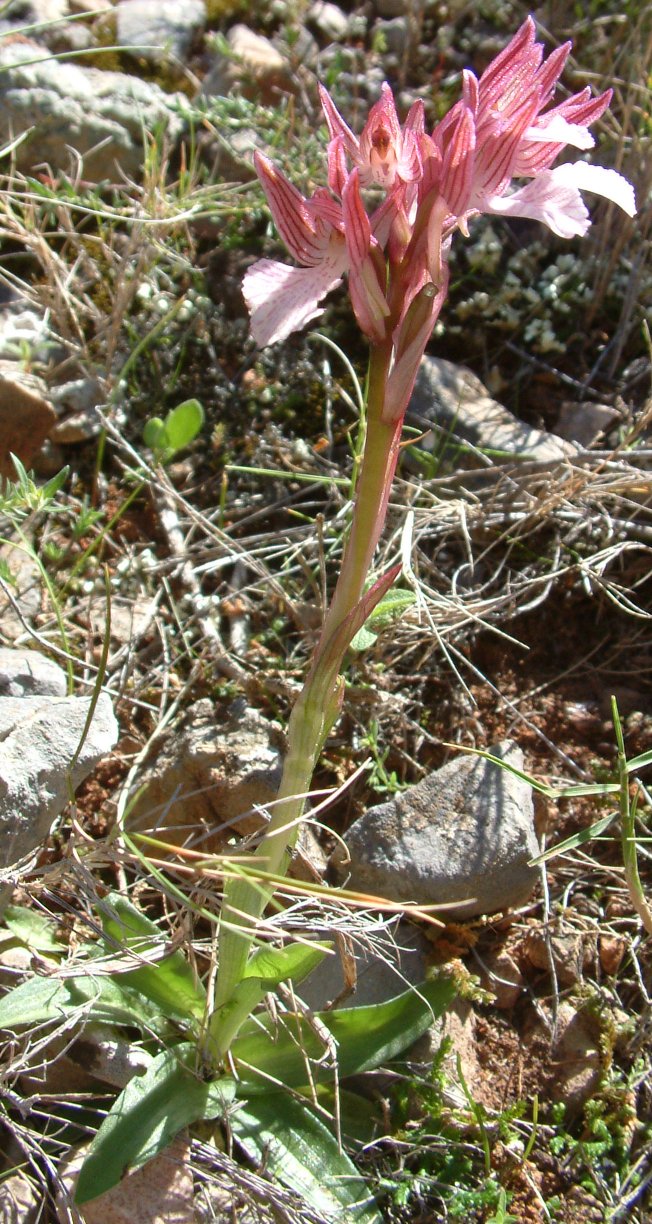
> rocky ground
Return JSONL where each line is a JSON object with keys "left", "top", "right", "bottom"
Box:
{"left": 0, "top": 0, "right": 651, "bottom": 1221}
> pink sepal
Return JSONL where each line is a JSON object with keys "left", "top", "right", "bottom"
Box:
{"left": 242, "top": 257, "right": 345, "bottom": 348}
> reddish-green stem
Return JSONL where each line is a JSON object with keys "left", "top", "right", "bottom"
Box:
{"left": 212, "top": 338, "right": 401, "bottom": 1032}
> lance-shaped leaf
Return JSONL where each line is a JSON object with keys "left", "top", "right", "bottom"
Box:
{"left": 231, "top": 1092, "right": 382, "bottom": 1223}
{"left": 0, "top": 971, "right": 168, "bottom": 1034}
{"left": 76, "top": 1044, "right": 236, "bottom": 1203}
{"left": 98, "top": 893, "right": 206, "bottom": 1026}
{"left": 232, "top": 974, "right": 457, "bottom": 1089}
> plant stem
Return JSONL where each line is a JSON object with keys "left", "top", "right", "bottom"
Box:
{"left": 613, "top": 697, "right": 652, "bottom": 937}
{"left": 212, "top": 338, "right": 399, "bottom": 1023}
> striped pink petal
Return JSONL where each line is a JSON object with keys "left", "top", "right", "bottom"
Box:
{"left": 319, "top": 84, "right": 360, "bottom": 162}
{"left": 485, "top": 162, "right": 635, "bottom": 238}
{"left": 254, "top": 152, "right": 330, "bottom": 266}
{"left": 243, "top": 256, "right": 345, "bottom": 348}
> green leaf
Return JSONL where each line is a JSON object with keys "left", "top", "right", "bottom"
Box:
{"left": 9, "top": 453, "right": 29, "bottom": 487}
{"left": 626, "top": 747, "right": 652, "bottom": 773}
{"left": 76, "top": 1044, "right": 235, "bottom": 1204}
{"left": 349, "top": 624, "right": 378, "bottom": 652}
{"left": 98, "top": 893, "right": 207, "bottom": 1026}
{"left": 41, "top": 465, "right": 70, "bottom": 501}
{"left": 162, "top": 398, "right": 204, "bottom": 452}
{"left": 530, "top": 811, "right": 618, "bottom": 865}
{"left": 3, "top": 905, "right": 65, "bottom": 953}
{"left": 231, "top": 1091, "right": 382, "bottom": 1223}
{"left": 209, "top": 941, "right": 333, "bottom": 1057}
{"left": 0, "top": 971, "right": 166, "bottom": 1032}
{"left": 232, "top": 976, "right": 456, "bottom": 1089}
{"left": 142, "top": 417, "right": 166, "bottom": 450}
{"left": 366, "top": 588, "right": 416, "bottom": 628}
{"left": 350, "top": 588, "right": 415, "bottom": 652}
{"left": 244, "top": 941, "right": 331, "bottom": 987}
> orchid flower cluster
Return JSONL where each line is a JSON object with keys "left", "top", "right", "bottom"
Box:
{"left": 214, "top": 18, "right": 635, "bottom": 1042}
{"left": 244, "top": 15, "right": 635, "bottom": 428}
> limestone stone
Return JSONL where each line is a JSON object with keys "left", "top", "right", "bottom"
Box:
{"left": 335, "top": 742, "right": 540, "bottom": 919}
{"left": 0, "top": 647, "right": 67, "bottom": 697}
{"left": 116, "top": 0, "right": 206, "bottom": 64}
{"left": 409, "top": 356, "right": 575, "bottom": 465}
{"left": 0, "top": 40, "right": 185, "bottom": 181}
{"left": 0, "top": 693, "right": 119, "bottom": 870}
{"left": 307, "top": 0, "right": 349, "bottom": 42}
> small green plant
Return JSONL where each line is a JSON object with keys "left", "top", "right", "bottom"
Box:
{"left": 380, "top": 1039, "right": 521, "bottom": 1219}
{"left": 1, "top": 455, "right": 69, "bottom": 519}
{"left": 359, "top": 718, "right": 409, "bottom": 795}
{"left": 142, "top": 397, "right": 205, "bottom": 463}
{"left": 70, "top": 496, "right": 105, "bottom": 541}
{"left": 530, "top": 698, "right": 652, "bottom": 936}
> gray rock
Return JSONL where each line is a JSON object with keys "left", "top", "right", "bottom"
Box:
{"left": 373, "top": 16, "right": 410, "bottom": 56}
{"left": 307, "top": 0, "right": 349, "bottom": 42}
{"left": 0, "top": 302, "right": 60, "bottom": 364}
{"left": 0, "top": 1175, "right": 40, "bottom": 1224}
{"left": 126, "top": 698, "right": 327, "bottom": 880}
{"left": 556, "top": 400, "right": 621, "bottom": 448}
{"left": 409, "top": 356, "right": 575, "bottom": 464}
{"left": 201, "top": 24, "right": 290, "bottom": 101}
{"left": 0, "top": 647, "right": 67, "bottom": 697}
{"left": 50, "top": 377, "right": 103, "bottom": 412}
{"left": 116, "top": 0, "right": 206, "bottom": 65}
{"left": 4, "top": 0, "right": 96, "bottom": 52}
{"left": 50, "top": 376, "right": 105, "bottom": 442}
{"left": 0, "top": 40, "right": 185, "bottom": 180}
{"left": 335, "top": 743, "right": 540, "bottom": 919}
{"left": 0, "top": 539, "right": 42, "bottom": 642}
{"left": 298, "top": 921, "right": 430, "bottom": 1011}
{"left": 0, "top": 693, "right": 119, "bottom": 870}
{"left": 126, "top": 698, "right": 283, "bottom": 847}
{"left": 4, "top": 0, "right": 68, "bottom": 22}
{"left": 68, "top": 1023, "right": 151, "bottom": 1088}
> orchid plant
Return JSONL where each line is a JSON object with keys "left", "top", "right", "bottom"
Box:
{"left": 0, "top": 16, "right": 638, "bottom": 1218}
{"left": 215, "top": 14, "right": 636, "bottom": 1026}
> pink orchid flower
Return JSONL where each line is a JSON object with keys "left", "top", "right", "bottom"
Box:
{"left": 243, "top": 151, "right": 390, "bottom": 347}
{"left": 431, "top": 15, "right": 635, "bottom": 240}
{"left": 319, "top": 81, "right": 424, "bottom": 193}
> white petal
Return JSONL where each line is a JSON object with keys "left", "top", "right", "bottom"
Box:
{"left": 549, "top": 161, "right": 637, "bottom": 216}
{"left": 485, "top": 172, "right": 591, "bottom": 238}
{"left": 242, "top": 259, "right": 343, "bottom": 348}
{"left": 524, "top": 116, "right": 595, "bottom": 149}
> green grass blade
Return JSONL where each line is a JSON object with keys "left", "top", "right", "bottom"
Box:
{"left": 530, "top": 812, "right": 618, "bottom": 864}
{"left": 626, "top": 747, "right": 652, "bottom": 773}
